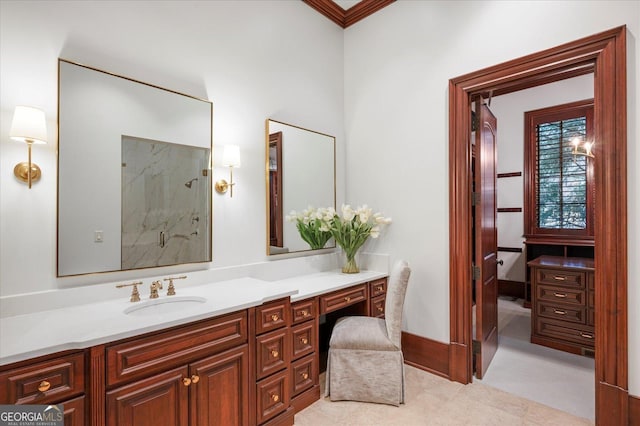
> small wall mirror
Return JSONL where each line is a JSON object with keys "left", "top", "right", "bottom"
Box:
{"left": 266, "top": 119, "right": 336, "bottom": 255}
{"left": 58, "top": 59, "right": 212, "bottom": 277}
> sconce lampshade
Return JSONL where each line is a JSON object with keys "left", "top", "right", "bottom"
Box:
{"left": 222, "top": 144, "right": 241, "bottom": 168}
{"left": 10, "top": 106, "right": 48, "bottom": 145}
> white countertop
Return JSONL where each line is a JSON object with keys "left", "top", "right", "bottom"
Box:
{"left": 0, "top": 269, "right": 386, "bottom": 366}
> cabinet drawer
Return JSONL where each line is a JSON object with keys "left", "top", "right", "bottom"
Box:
{"left": 536, "top": 285, "right": 585, "bottom": 306}
{"left": 256, "top": 328, "right": 290, "bottom": 380}
{"left": 536, "top": 268, "right": 585, "bottom": 288}
{"left": 536, "top": 302, "right": 586, "bottom": 324}
{"left": 291, "top": 321, "right": 316, "bottom": 360}
{"left": 291, "top": 299, "right": 316, "bottom": 325}
{"left": 587, "top": 272, "right": 594, "bottom": 290}
{"left": 370, "top": 295, "right": 386, "bottom": 318}
{"left": 320, "top": 284, "right": 368, "bottom": 314}
{"left": 369, "top": 278, "right": 387, "bottom": 298}
{"left": 106, "top": 310, "right": 247, "bottom": 387}
{"left": 535, "top": 318, "right": 594, "bottom": 347}
{"left": 256, "top": 369, "right": 290, "bottom": 424}
{"left": 0, "top": 352, "right": 85, "bottom": 405}
{"left": 62, "top": 395, "right": 85, "bottom": 426}
{"left": 291, "top": 354, "right": 316, "bottom": 397}
{"left": 256, "top": 299, "right": 289, "bottom": 335}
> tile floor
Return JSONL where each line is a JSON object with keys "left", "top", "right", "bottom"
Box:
{"left": 294, "top": 367, "right": 593, "bottom": 425}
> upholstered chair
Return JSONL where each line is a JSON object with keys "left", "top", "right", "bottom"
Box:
{"left": 325, "top": 260, "right": 411, "bottom": 406}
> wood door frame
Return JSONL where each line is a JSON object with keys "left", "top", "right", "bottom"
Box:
{"left": 448, "top": 26, "right": 628, "bottom": 424}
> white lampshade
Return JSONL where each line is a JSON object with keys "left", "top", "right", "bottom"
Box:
{"left": 222, "top": 144, "right": 241, "bottom": 168}
{"left": 10, "top": 106, "right": 47, "bottom": 145}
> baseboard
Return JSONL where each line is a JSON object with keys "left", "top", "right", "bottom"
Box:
{"left": 498, "top": 279, "right": 525, "bottom": 299}
{"left": 401, "top": 331, "right": 450, "bottom": 379}
{"left": 630, "top": 394, "right": 640, "bottom": 425}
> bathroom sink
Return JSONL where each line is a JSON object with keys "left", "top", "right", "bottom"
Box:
{"left": 124, "top": 296, "right": 207, "bottom": 316}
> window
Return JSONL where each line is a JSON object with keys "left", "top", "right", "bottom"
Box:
{"left": 524, "top": 99, "right": 594, "bottom": 240}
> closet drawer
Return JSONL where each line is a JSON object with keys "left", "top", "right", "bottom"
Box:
{"left": 291, "top": 299, "right": 316, "bottom": 325}
{"left": 320, "top": 284, "right": 367, "bottom": 314}
{"left": 256, "top": 369, "right": 290, "bottom": 424}
{"left": 291, "top": 321, "right": 316, "bottom": 360}
{"left": 370, "top": 295, "right": 386, "bottom": 318}
{"left": 536, "top": 285, "right": 585, "bottom": 306}
{"left": 256, "top": 328, "right": 290, "bottom": 380}
{"left": 536, "top": 268, "right": 585, "bottom": 288}
{"left": 0, "top": 352, "right": 85, "bottom": 405}
{"left": 291, "top": 354, "right": 316, "bottom": 397}
{"left": 256, "top": 298, "right": 289, "bottom": 335}
{"left": 536, "top": 302, "right": 586, "bottom": 324}
{"left": 535, "top": 318, "right": 594, "bottom": 347}
{"left": 369, "top": 278, "right": 387, "bottom": 298}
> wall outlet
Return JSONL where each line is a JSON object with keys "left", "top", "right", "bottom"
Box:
{"left": 94, "top": 230, "right": 104, "bottom": 243}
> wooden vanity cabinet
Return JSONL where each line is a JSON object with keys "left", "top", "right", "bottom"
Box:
{"left": 0, "top": 350, "right": 87, "bottom": 424}
{"left": 105, "top": 310, "right": 249, "bottom": 426}
{"left": 529, "top": 255, "right": 595, "bottom": 355}
{"left": 369, "top": 278, "right": 387, "bottom": 318}
{"left": 289, "top": 298, "right": 319, "bottom": 413}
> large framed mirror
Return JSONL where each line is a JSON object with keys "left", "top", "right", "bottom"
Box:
{"left": 266, "top": 119, "right": 336, "bottom": 255}
{"left": 57, "top": 59, "right": 213, "bottom": 277}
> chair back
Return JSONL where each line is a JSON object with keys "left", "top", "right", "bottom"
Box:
{"left": 384, "top": 260, "right": 411, "bottom": 348}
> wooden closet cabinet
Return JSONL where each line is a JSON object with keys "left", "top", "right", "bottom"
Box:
{"left": 105, "top": 310, "right": 249, "bottom": 426}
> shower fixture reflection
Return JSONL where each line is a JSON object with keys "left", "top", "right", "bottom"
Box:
{"left": 185, "top": 178, "right": 198, "bottom": 188}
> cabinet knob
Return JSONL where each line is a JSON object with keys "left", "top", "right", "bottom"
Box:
{"left": 270, "top": 393, "right": 280, "bottom": 403}
{"left": 300, "top": 337, "right": 308, "bottom": 345}
{"left": 271, "top": 349, "right": 279, "bottom": 358}
{"left": 191, "top": 375, "right": 200, "bottom": 384}
{"left": 271, "top": 314, "right": 279, "bottom": 322}
{"left": 376, "top": 286, "right": 383, "bottom": 292}
{"left": 300, "top": 310, "right": 309, "bottom": 317}
{"left": 38, "top": 381, "right": 51, "bottom": 392}
{"left": 301, "top": 372, "right": 309, "bottom": 380}
{"left": 344, "top": 296, "right": 351, "bottom": 302}
{"left": 182, "top": 377, "right": 192, "bottom": 386}
{"left": 377, "top": 306, "right": 384, "bottom": 312}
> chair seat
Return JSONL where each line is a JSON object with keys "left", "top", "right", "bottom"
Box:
{"left": 329, "top": 316, "right": 398, "bottom": 351}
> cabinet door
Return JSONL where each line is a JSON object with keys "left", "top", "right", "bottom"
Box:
{"left": 190, "top": 345, "right": 249, "bottom": 426}
{"left": 62, "top": 395, "right": 85, "bottom": 426}
{"left": 106, "top": 366, "right": 189, "bottom": 426}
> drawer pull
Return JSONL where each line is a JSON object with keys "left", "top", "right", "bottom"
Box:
{"left": 183, "top": 377, "right": 192, "bottom": 386}
{"left": 554, "top": 309, "right": 567, "bottom": 315}
{"left": 301, "top": 372, "right": 309, "bottom": 380}
{"left": 191, "top": 375, "right": 200, "bottom": 384}
{"left": 376, "top": 286, "right": 383, "bottom": 292}
{"left": 271, "top": 314, "right": 280, "bottom": 322}
{"left": 38, "top": 381, "right": 51, "bottom": 392}
{"left": 554, "top": 292, "right": 567, "bottom": 298}
{"left": 299, "top": 310, "right": 309, "bottom": 317}
{"left": 553, "top": 275, "right": 567, "bottom": 281}
{"left": 271, "top": 350, "right": 279, "bottom": 358}
{"left": 300, "top": 337, "right": 308, "bottom": 345}
{"left": 377, "top": 306, "right": 384, "bottom": 312}
{"left": 581, "top": 333, "right": 594, "bottom": 339}
{"left": 344, "top": 296, "right": 351, "bottom": 302}
{"left": 270, "top": 393, "right": 280, "bottom": 402}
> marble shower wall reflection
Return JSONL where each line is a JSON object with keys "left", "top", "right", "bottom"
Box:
{"left": 121, "top": 136, "right": 211, "bottom": 269}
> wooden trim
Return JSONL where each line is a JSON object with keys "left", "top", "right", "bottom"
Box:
{"left": 630, "top": 394, "right": 640, "bottom": 425}
{"left": 302, "top": 0, "right": 395, "bottom": 28}
{"left": 497, "top": 246, "right": 522, "bottom": 253}
{"left": 497, "top": 207, "right": 522, "bottom": 213}
{"left": 401, "top": 331, "right": 449, "bottom": 379}
{"left": 448, "top": 26, "right": 628, "bottom": 423}
{"left": 89, "top": 345, "right": 105, "bottom": 426}
{"left": 497, "top": 172, "right": 522, "bottom": 178}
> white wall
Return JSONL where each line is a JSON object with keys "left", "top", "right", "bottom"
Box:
{"left": 343, "top": 0, "right": 639, "bottom": 394}
{"left": 0, "top": 1, "right": 344, "bottom": 292}
{"left": 491, "top": 75, "right": 594, "bottom": 283}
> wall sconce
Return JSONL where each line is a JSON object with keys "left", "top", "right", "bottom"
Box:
{"left": 10, "top": 106, "right": 47, "bottom": 188}
{"left": 571, "top": 137, "right": 594, "bottom": 158}
{"left": 215, "top": 145, "right": 241, "bottom": 197}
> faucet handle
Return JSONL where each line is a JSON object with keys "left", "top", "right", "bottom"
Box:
{"left": 163, "top": 275, "right": 187, "bottom": 296}
{"left": 150, "top": 280, "right": 163, "bottom": 299}
{"left": 116, "top": 281, "right": 143, "bottom": 302}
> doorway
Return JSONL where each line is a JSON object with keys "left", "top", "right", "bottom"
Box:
{"left": 448, "top": 26, "right": 628, "bottom": 424}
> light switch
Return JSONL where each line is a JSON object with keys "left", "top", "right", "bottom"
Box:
{"left": 94, "top": 230, "right": 104, "bottom": 243}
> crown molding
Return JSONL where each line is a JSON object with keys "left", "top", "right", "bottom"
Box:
{"left": 303, "top": 0, "right": 395, "bottom": 28}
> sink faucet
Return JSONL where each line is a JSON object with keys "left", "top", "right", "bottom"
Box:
{"left": 163, "top": 275, "right": 187, "bottom": 296}
{"left": 150, "top": 280, "right": 163, "bottom": 299}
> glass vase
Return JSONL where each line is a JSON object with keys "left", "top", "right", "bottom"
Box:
{"left": 342, "top": 252, "right": 359, "bottom": 274}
